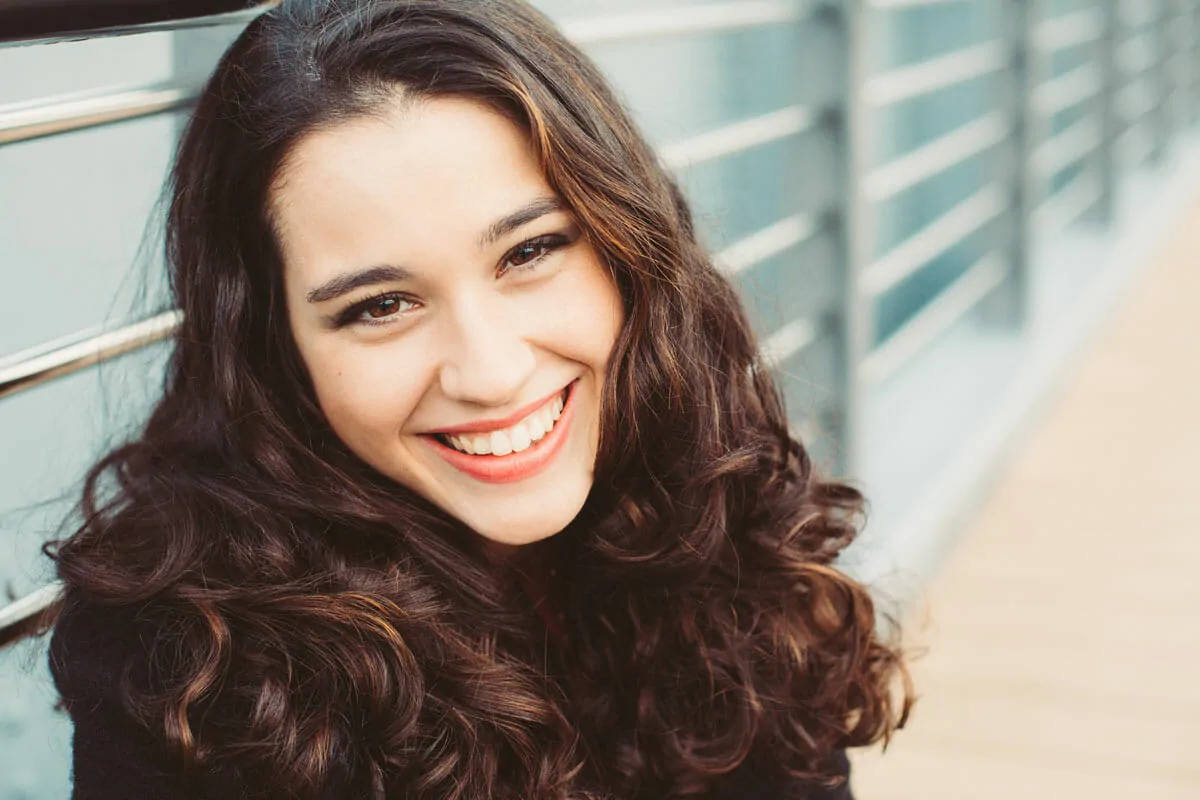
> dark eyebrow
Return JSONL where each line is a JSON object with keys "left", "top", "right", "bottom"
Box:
{"left": 478, "top": 196, "right": 565, "bottom": 249}
{"left": 305, "top": 198, "right": 565, "bottom": 305}
{"left": 306, "top": 264, "right": 411, "bottom": 304}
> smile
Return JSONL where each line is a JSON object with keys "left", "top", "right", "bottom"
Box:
{"left": 423, "top": 381, "right": 578, "bottom": 484}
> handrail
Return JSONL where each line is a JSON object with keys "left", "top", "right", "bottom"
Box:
{"left": 561, "top": 0, "right": 816, "bottom": 45}
{"left": 1118, "top": 79, "right": 1156, "bottom": 121}
{"left": 1118, "top": 34, "right": 1159, "bottom": 75}
{"left": 716, "top": 213, "right": 821, "bottom": 277}
{"left": 862, "top": 112, "right": 1010, "bottom": 202}
{"left": 862, "top": 183, "right": 1007, "bottom": 296}
{"left": 0, "top": 310, "right": 181, "bottom": 401}
{"left": 759, "top": 317, "right": 820, "bottom": 369}
{"left": 869, "top": 0, "right": 972, "bottom": 9}
{"left": 1033, "top": 63, "right": 1103, "bottom": 116}
{"left": 1118, "top": 125, "right": 1155, "bottom": 167}
{"left": 0, "top": 83, "right": 198, "bottom": 146}
{"left": 1034, "top": 166, "right": 1102, "bottom": 235}
{"left": 864, "top": 40, "right": 1008, "bottom": 108}
{"left": 660, "top": 106, "right": 819, "bottom": 170}
{"left": 1034, "top": 8, "right": 1106, "bottom": 53}
{"left": 0, "top": 1, "right": 277, "bottom": 47}
{"left": 0, "top": 582, "right": 61, "bottom": 635}
{"left": 1033, "top": 116, "right": 1103, "bottom": 177}
{"left": 859, "top": 252, "right": 1007, "bottom": 386}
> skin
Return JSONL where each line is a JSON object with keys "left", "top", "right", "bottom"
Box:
{"left": 273, "top": 93, "right": 625, "bottom": 546}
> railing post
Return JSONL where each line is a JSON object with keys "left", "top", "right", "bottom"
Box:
{"left": 1148, "top": 0, "right": 1171, "bottom": 162}
{"left": 1186, "top": 0, "right": 1200, "bottom": 126}
{"left": 832, "top": 0, "right": 871, "bottom": 480}
{"left": 1094, "top": 0, "right": 1122, "bottom": 223}
{"left": 983, "top": 0, "right": 1039, "bottom": 331}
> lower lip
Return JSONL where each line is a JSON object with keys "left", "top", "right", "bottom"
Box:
{"left": 424, "top": 382, "right": 578, "bottom": 484}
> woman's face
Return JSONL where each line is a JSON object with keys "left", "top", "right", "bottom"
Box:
{"left": 273, "top": 95, "right": 624, "bottom": 546}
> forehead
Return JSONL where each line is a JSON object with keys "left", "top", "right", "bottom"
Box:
{"left": 269, "top": 95, "right": 554, "bottom": 276}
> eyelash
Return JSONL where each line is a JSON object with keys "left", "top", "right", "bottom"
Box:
{"left": 333, "top": 232, "right": 572, "bottom": 329}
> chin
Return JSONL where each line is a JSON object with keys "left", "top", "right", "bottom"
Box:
{"left": 455, "top": 481, "right": 592, "bottom": 546}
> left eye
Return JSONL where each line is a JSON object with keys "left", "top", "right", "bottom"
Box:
{"left": 501, "top": 234, "right": 568, "bottom": 274}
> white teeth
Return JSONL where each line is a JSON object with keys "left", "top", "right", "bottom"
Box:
{"left": 490, "top": 430, "right": 513, "bottom": 456}
{"left": 440, "top": 388, "right": 569, "bottom": 456}
{"left": 509, "top": 424, "right": 532, "bottom": 452}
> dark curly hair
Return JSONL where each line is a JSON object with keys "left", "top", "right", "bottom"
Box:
{"left": 45, "top": 1, "right": 914, "bottom": 798}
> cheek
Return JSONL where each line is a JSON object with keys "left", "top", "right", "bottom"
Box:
{"left": 304, "top": 340, "right": 425, "bottom": 455}
{"left": 532, "top": 259, "right": 624, "bottom": 366}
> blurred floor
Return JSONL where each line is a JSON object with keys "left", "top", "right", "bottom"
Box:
{"left": 849, "top": 195, "right": 1200, "bottom": 798}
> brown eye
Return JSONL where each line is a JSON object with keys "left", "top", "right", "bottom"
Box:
{"left": 509, "top": 242, "right": 548, "bottom": 268}
{"left": 501, "top": 233, "right": 570, "bottom": 275}
{"left": 334, "top": 292, "right": 418, "bottom": 329}
{"left": 367, "top": 295, "right": 404, "bottom": 318}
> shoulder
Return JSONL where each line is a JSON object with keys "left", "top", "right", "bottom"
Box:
{"left": 710, "top": 748, "right": 854, "bottom": 800}
{"left": 48, "top": 593, "right": 168, "bottom": 710}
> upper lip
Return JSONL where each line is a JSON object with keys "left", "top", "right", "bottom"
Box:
{"left": 426, "top": 383, "right": 570, "bottom": 436}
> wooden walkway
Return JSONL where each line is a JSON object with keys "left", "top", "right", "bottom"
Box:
{"left": 848, "top": 198, "right": 1200, "bottom": 798}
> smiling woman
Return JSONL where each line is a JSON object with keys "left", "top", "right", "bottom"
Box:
{"left": 37, "top": 1, "right": 914, "bottom": 799}
{"left": 276, "top": 97, "right": 622, "bottom": 544}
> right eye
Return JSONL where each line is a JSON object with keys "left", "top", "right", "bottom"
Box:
{"left": 336, "top": 291, "right": 419, "bottom": 328}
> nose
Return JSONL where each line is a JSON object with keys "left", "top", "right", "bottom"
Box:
{"left": 437, "top": 293, "right": 536, "bottom": 406}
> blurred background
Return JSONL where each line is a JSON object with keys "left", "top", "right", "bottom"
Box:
{"left": 1, "top": 0, "right": 1197, "bottom": 797}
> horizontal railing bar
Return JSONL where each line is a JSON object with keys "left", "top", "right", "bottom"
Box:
{"left": 859, "top": 252, "right": 1007, "bottom": 387}
{"left": 863, "top": 112, "right": 1010, "bottom": 203}
{"left": 864, "top": 40, "right": 1007, "bottom": 107}
{"left": 759, "top": 317, "right": 821, "bottom": 369}
{"left": 660, "top": 105, "right": 818, "bottom": 170}
{"left": 1033, "top": 63, "right": 1103, "bottom": 116}
{"left": 716, "top": 213, "right": 821, "bottom": 277}
{"left": 1034, "top": 166, "right": 1102, "bottom": 235}
{"left": 0, "top": 582, "right": 61, "bottom": 635}
{"left": 863, "top": 183, "right": 1007, "bottom": 297}
{"left": 0, "top": 82, "right": 197, "bottom": 146}
{"left": 1118, "top": 80, "right": 1156, "bottom": 121}
{"left": 0, "top": 310, "right": 181, "bottom": 401}
{"left": 1118, "top": 0, "right": 1159, "bottom": 29}
{"left": 868, "top": 0, "right": 972, "bottom": 9}
{"left": 1118, "top": 124, "right": 1154, "bottom": 168}
{"left": 1118, "top": 35, "right": 1159, "bottom": 76}
{"left": 1034, "top": 8, "right": 1106, "bottom": 52}
{"left": 1033, "top": 116, "right": 1103, "bottom": 177}
{"left": 560, "top": 0, "right": 815, "bottom": 44}
{"left": 0, "top": 2, "right": 276, "bottom": 47}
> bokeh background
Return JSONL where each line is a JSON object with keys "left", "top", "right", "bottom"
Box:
{"left": 2, "top": 1, "right": 1198, "bottom": 797}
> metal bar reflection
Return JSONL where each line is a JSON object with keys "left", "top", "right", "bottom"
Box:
{"left": 862, "top": 184, "right": 1006, "bottom": 296}
{"left": 0, "top": 83, "right": 197, "bottom": 146}
{"left": 862, "top": 112, "right": 1010, "bottom": 202}
{"left": 1035, "top": 8, "right": 1106, "bottom": 52}
{"left": 716, "top": 213, "right": 821, "bottom": 277}
{"left": 660, "top": 106, "right": 818, "bottom": 170}
{"left": 0, "top": 310, "right": 181, "bottom": 401}
{"left": 561, "top": 0, "right": 815, "bottom": 44}
{"left": 864, "top": 40, "right": 1008, "bottom": 107}
{"left": 0, "top": 582, "right": 61, "bottom": 635}
{"left": 859, "top": 253, "right": 1007, "bottom": 387}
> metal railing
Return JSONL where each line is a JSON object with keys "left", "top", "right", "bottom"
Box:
{"left": 1, "top": 0, "right": 1199, "bottom": 644}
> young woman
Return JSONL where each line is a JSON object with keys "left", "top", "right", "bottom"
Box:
{"left": 46, "top": 1, "right": 913, "bottom": 797}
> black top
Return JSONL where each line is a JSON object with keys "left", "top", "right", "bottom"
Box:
{"left": 49, "top": 598, "right": 855, "bottom": 799}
